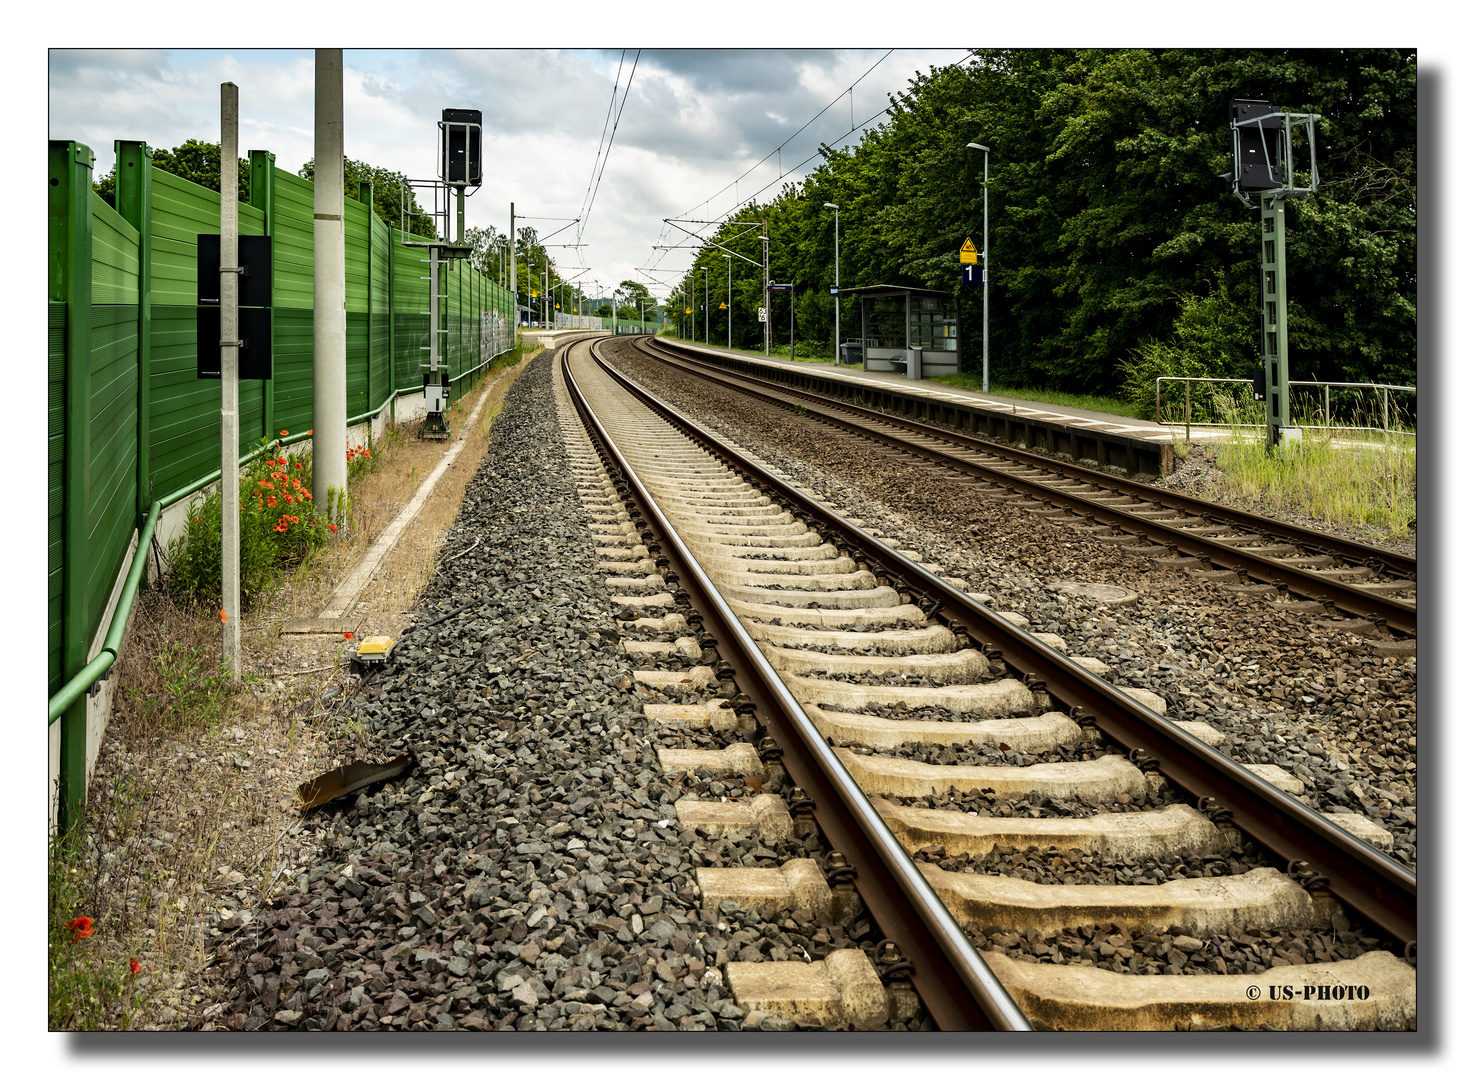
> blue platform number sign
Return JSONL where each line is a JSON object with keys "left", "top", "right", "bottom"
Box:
{"left": 962, "top": 264, "right": 984, "bottom": 286}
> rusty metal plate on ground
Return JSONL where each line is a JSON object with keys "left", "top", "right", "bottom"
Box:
{"left": 1051, "top": 580, "right": 1139, "bottom": 605}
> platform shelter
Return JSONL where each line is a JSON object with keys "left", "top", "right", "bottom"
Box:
{"left": 847, "top": 285, "right": 960, "bottom": 380}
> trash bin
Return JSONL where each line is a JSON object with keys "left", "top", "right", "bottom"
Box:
{"left": 908, "top": 346, "right": 923, "bottom": 380}
{"left": 841, "top": 341, "right": 863, "bottom": 366}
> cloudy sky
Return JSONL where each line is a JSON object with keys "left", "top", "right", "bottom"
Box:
{"left": 48, "top": 46, "right": 974, "bottom": 306}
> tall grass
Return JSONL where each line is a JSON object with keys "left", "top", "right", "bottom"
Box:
{"left": 1191, "top": 392, "right": 1415, "bottom": 538}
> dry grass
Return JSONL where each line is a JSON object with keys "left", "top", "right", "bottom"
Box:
{"left": 57, "top": 343, "right": 540, "bottom": 1029}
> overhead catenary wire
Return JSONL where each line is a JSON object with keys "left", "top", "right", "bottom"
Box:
{"left": 577, "top": 50, "right": 627, "bottom": 243}
{"left": 642, "top": 50, "right": 978, "bottom": 280}
{"left": 577, "top": 49, "right": 640, "bottom": 287}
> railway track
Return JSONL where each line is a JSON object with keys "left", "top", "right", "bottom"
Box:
{"left": 630, "top": 336, "right": 1417, "bottom": 639}
{"left": 563, "top": 335, "right": 1416, "bottom": 1030}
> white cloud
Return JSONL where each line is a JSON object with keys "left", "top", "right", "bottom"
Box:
{"left": 48, "top": 47, "right": 973, "bottom": 301}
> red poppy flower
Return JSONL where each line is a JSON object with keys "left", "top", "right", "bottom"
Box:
{"left": 219, "top": 610, "right": 228, "bottom": 623}
{"left": 67, "top": 916, "right": 94, "bottom": 942}
{"left": 328, "top": 523, "right": 338, "bottom": 532}
{"left": 267, "top": 497, "right": 277, "bottom": 508}
{"left": 343, "top": 632, "right": 354, "bottom": 640}
{"left": 129, "top": 958, "right": 141, "bottom": 975}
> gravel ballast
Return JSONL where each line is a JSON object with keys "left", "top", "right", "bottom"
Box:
{"left": 603, "top": 343, "right": 1417, "bottom": 870}
{"left": 203, "top": 349, "right": 930, "bottom": 1032}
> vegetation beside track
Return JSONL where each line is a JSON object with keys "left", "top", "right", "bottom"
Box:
{"left": 48, "top": 340, "right": 537, "bottom": 1030}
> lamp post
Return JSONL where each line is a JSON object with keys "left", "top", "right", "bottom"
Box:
{"left": 702, "top": 266, "right": 710, "bottom": 345}
{"left": 724, "top": 254, "right": 732, "bottom": 349}
{"left": 966, "top": 142, "right": 990, "bottom": 393}
{"left": 823, "top": 202, "right": 840, "bottom": 362}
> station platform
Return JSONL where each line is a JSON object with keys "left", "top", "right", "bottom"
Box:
{"left": 656, "top": 336, "right": 1185, "bottom": 478}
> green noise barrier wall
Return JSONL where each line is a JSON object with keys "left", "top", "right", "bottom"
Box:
{"left": 47, "top": 138, "right": 516, "bottom": 825}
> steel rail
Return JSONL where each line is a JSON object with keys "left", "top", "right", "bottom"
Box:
{"left": 563, "top": 341, "right": 1032, "bottom": 1031}
{"left": 646, "top": 338, "right": 1417, "bottom": 579}
{"left": 633, "top": 337, "right": 1417, "bottom": 635}
{"left": 591, "top": 344, "right": 1418, "bottom": 953}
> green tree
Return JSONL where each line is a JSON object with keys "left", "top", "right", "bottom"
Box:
{"left": 1117, "top": 275, "right": 1258, "bottom": 418}
{"left": 466, "top": 225, "right": 511, "bottom": 284}
{"left": 298, "top": 156, "right": 434, "bottom": 238}
{"left": 94, "top": 137, "right": 250, "bottom": 206}
{"left": 751, "top": 49, "right": 1413, "bottom": 393}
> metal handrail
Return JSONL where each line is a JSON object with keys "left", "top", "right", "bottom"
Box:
{"left": 1155, "top": 376, "right": 1417, "bottom": 441}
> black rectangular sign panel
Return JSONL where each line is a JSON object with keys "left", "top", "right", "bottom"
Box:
{"left": 442, "top": 108, "right": 482, "bottom": 186}
{"left": 197, "top": 234, "right": 274, "bottom": 307}
{"left": 197, "top": 306, "right": 273, "bottom": 380}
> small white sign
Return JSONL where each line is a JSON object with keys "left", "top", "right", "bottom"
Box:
{"left": 757, "top": 306, "right": 768, "bottom": 322}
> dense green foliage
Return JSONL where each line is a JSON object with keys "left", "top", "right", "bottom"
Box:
{"left": 298, "top": 156, "right": 434, "bottom": 238}
{"left": 675, "top": 49, "right": 1415, "bottom": 402}
{"left": 94, "top": 137, "right": 251, "bottom": 206}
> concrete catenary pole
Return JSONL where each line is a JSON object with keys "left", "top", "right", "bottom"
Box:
{"left": 220, "top": 82, "right": 241, "bottom": 678}
{"left": 313, "top": 49, "right": 347, "bottom": 522}
{"left": 509, "top": 202, "right": 517, "bottom": 330}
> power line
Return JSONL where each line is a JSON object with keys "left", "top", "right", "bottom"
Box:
{"left": 644, "top": 51, "right": 978, "bottom": 277}
{"left": 642, "top": 50, "right": 896, "bottom": 279}
{"left": 584, "top": 50, "right": 639, "bottom": 241}
{"left": 673, "top": 50, "right": 892, "bottom": 221}
{"left": 577, "top": 51, "right": 625, "bottom": 246}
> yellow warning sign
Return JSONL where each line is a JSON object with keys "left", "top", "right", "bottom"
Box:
{"left": 719, "top": 302, "right": 727, "bottom": 310}
{"left": 959, "top": 237, "right": 979, "bottom": 264}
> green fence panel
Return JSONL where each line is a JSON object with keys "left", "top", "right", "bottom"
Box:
{"left": 345, "top": 196, "right": 369, "bottom": 314}
{"left": 48, "top": 302, "right": 66, "bottom": 696}
{"left": 83, "top": 190, "right": 141, "bottom": 655}
{"left": 272, "top": 308, "right": 314, "bottom": 434}
{"left": 150, "top": 169, "right": 264, "bottom": 306}
{"left": 83, "top": 305, "right": 138, "bottom": 635}
{"left": 370, "top": 214, "right": 391, "bottom": 411}
{"left": 147, "top": 306, "right": 215, "bottom": 497}
{"left": 91, "top": 191, "right": 139, "bottom": 305}
{"left": 273, "top": 168, "right": 314, "bottom": 310}
{"left": 391, "top": 228, "right": 430, "bottom": 392}
{"left": 346, "top": 312, "right": 370, "bottom": 421}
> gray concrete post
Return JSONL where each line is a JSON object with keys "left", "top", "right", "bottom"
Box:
{"left": 220, "top": 82, "right": 241, "bottom": 678}
{"left": 313, "top": 49, "right": 347, "bottom": 520}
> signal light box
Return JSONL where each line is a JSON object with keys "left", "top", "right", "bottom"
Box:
{"left": 441, "top": 108, "right": 482, "bottom": 187}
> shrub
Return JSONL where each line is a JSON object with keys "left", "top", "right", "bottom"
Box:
{"left": 166, "top": 438, "right": 333, "bottom": 609}
{"left": 1118, "top": 278, "right": 1256, "bottom": 420}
